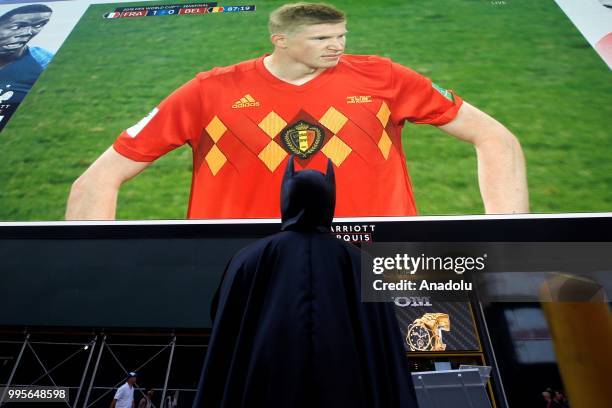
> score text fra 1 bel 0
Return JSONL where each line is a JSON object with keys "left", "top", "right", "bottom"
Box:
{"left": 104, "top": 4, "right": 256, "bottom": 19}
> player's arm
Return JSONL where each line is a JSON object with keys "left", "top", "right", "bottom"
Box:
{"left": 66, "top": 147, "right": 151, "bottom": 220}
{"left": 437, "top": 102, "right": 529, "bottom": 214}
{"left": 65, "top": 77, "right": 203, "bottom": 220}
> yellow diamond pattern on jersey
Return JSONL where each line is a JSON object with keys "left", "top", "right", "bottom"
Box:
{"left": 378, "top": 130, "right": 392, "bottom": 160}
{"left": 319, "top": 107, "right": 348, "bottom": 134}
{"left": 258, "top": 111, "right": 287, "bottom": 139}
{"left": 205, "top": 116, "right": 227, "bottom": 143}
{"left": 205, "top": 145, "right": 227, "bottom": 176}
{"left": 322, "top": 136, "right": 352, "bottom": 166}
{"left": 376, "top": 102, "right": 391, "bottom": 127}
{"left": 259, "top": 141, "right": 288, "bottom": 171}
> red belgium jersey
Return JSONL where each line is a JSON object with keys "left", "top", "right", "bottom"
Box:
{"left": 113, "top": 55, "right": 463, "bottom": 219}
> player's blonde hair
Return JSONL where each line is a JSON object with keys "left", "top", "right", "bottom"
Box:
{"left": 268, "top": 3, "right": 346, "bottom": 35}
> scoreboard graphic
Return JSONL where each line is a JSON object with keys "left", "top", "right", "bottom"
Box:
{"left": 103, "top": 3, "right": 255, "bottom": 19}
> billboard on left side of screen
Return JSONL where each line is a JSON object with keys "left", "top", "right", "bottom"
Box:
{"left": 0, "top": 0, "right": 158, "bottom": 131}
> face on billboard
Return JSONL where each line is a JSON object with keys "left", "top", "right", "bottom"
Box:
{"left": 0, "top": 12, "right": 51, "bottom": 58}
{"left": 279, "top": 22, "right": 347, "bottom": 69}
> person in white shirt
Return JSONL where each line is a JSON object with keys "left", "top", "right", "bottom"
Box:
{"left": 110, "top": 371, "right": 137, "bottom": 408}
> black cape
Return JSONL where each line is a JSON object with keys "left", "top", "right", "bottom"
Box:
{"left": 193, "top": 158, "right": 417, "bottom": 408}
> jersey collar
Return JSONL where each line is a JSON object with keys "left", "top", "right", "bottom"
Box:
{"left": 254, "top": 54, "right": 339, "bottom": 92}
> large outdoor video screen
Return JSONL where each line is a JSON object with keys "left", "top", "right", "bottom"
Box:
{"left": 0, "top": 0, "right": 610, "bottom": 220}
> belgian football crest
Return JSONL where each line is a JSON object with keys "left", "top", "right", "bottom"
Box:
{"left": 280, "top": 120, "right": 324, "bottom": 159}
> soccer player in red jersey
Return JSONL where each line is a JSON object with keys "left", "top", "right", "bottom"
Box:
{"left": 66, "top": 3, "right": 528, "bottom": 220}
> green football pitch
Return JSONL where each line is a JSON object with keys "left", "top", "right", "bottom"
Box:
{"left": 0, "top": 0, "right": 610, "bottom": 220}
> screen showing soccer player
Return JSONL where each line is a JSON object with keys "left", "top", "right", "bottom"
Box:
{"left": 0, "top": 0, "right": 610, "bottom": 221}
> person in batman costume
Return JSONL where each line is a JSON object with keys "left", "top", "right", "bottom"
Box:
{"left": 193, "top": 157, "right": 418, "bottom": 408}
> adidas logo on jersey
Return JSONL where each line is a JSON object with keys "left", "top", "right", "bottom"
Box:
{"left": 232, "top": 94, "right": 260, "bottom": 108}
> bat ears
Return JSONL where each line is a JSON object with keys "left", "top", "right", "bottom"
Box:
{"left": 284, "top": 155, "right": 335, "bottom": 185}
{"left": 325, "top": 158, "right": 335, "bottom": 187}
{"left": 285, "top": 154, "right": 295, "bottom": 178}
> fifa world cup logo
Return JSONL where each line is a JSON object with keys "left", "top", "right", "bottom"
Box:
{"left": 406, "top": 313, "right": 450, "bottom": 351}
